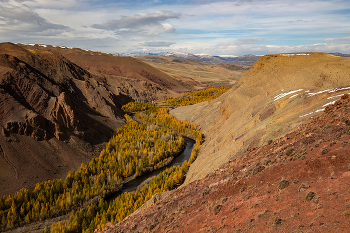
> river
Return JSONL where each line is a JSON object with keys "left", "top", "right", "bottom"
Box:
{"left": 121, "top": 136, "right": 195, "bottom": 193}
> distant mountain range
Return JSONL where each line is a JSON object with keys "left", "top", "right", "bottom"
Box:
{"left": 118, "top": 52, "right": 350, "bottom": 66}
{"left": 329, "top": 52, "right": 350, "bottom": 57}
{"left": 118, "top": 52, "right": 261, "bottom": 66}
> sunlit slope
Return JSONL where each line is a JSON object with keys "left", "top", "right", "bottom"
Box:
{"left": 171, "top": 53, "right": 350, "bottom": 184}
{"left": 137, "top": 55, "right": 250, "bottom": 86}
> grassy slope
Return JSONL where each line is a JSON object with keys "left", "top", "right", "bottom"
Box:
{"left": 137, "top": 55, "right": 250, "bottom": 86}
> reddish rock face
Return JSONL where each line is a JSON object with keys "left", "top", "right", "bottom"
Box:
{"left": 98, "top": 95, "right": 350, "bottom": 233}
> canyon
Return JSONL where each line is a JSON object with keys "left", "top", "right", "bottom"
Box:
{"left": 2, "top": 43, "right": 350, "bottom": 232}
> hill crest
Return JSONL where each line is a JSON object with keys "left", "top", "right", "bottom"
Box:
{"left": 17, "top": 43, "right": 197, "bottom": 93}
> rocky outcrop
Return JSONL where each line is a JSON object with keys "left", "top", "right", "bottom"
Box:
{"left": 5, "top": 120, "right": 48, "bottom": 141}
{"left": 49, "top": 92, "right": 82, "bottom": 133}
{"left": 0, "top": 57, "right": 82, "bottom": 141}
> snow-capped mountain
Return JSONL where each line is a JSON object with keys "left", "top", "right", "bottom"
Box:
{"left": 164, "top": 52, "right": 260, "bottom": 66}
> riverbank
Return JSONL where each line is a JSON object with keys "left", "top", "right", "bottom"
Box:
{"left": 121, "top": 137, "right": 194, "bottom": 193}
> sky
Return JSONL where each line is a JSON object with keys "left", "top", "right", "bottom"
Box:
{"left": 1, "top": 0, "right": 350, "bottom": 56}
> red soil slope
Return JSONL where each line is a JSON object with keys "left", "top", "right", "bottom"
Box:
{"left": 98, "top": 95, "right": 350, "bottom": 233}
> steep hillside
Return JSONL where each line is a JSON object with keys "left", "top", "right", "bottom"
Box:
{"left": 18, "top": 44, "right": 195, "bottom": 94}
{"left": 0, "top": 42, "right": 121, "bottom": 196}
{"left": 171, "top": 53, "right": 350, "bottom": 185}
{"left": 137, "top": 55, "right": 250, "bottom": 86}
{"left": 0, "top": 42, "right": 192, "bottom": 196}
{"left": 98, "top": 93, "right": 350, "bottom": 233}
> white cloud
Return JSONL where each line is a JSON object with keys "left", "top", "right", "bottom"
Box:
{"left": 19, "top": 0, "right": 82, "bottom": 9}
{"left": 0, "top": 1, "right": 70, "bottom": 40}
{"left": 161, "top": 38, "right": 350, "bottom": 57}
{"left": 219, "top": 38, "right": 265, "bottom": 46}
{"left": 142, "top": 41, "right": 175, "bottom": 47}
{"left": 327, "top": 37, "right": 350, "bottom": 43}
{"left": 91, "top": 10, "right": 180, "bottom": 36}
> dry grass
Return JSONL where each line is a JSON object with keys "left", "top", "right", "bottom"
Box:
{"left": 138, "top": 55, "right": 250, "bottom": 85}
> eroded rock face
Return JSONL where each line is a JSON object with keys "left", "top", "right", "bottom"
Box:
{"left": 5, "top": 120, "right": 48, "bottom": 141}
{"left": 49, "top": 92, "right": 83, "bottom": 133}
{"left": 0, "top": 62, "right": 85, "bottom": 141}
{"left": 0, "top": 43, "right": 177, "bottom": 141}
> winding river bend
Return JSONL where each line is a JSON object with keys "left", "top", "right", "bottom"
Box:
{"left": 122, "top": 137, "right": 195, "bottom": 193}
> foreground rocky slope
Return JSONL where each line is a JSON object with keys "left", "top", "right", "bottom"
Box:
{"left": 0, "top": 42, "right": 195, "bottom": 196}
{"left": 98, "top": 94, "right": 350, "bottom": 233}
{"left": 171, "top": 53, "right": 350, "bottom": 185}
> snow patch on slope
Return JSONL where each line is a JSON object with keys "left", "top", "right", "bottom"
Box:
{"left": 280, "top": 53, "right": 310, "bottom": 56}
{"left": 273, "top": 89, "right": 303, "bottom": 101}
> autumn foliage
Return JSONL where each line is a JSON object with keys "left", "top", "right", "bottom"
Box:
{"left": 160, "top": 86, "right": 231, "bottom": 107}
{"left": 47, "top": 104, "right": 202, "bottom": 233}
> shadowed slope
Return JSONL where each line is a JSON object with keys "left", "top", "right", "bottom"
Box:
{"left": 18, "top": 44, "right": 196, "bottom": 94}
{"left": 0, "top": 42, "right": 126, "bottom": 195}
